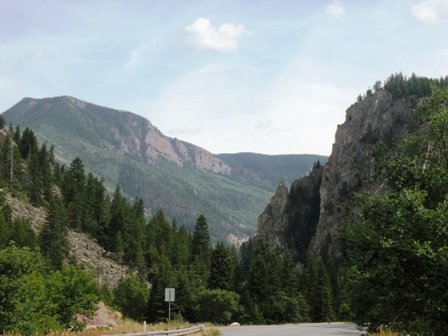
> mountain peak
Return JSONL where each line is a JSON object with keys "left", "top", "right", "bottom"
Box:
{"left": 4, "top": 95, "right": 231, "bottom": 175}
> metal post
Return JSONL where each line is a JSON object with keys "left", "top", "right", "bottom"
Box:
{"left": 168, "top": 300, "right": 171, "bottom": 328}
{"left": 143, "top": 320, "right": 146, "bottom": 332}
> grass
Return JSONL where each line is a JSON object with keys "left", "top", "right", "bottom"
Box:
{"left": 202, "top": 329, "right": 222, "bottom": 336}
{"left": 39, "top": 320, "right": 201, "bottom": 336}
{"left": 368, "top": 330, "right": 407, "bottom": 336}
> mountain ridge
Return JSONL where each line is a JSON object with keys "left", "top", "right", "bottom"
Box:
{"left": 3, "top": 96, "right": 325, "bottom": 240}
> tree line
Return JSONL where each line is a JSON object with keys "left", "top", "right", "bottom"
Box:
{"left": 0, "top": 121, "right": 337, "bottom": 335}
{"left": 5, "top": 75, "right": 445, "bottom": 335}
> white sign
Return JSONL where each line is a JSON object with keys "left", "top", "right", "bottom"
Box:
{"left": 165, "top": 288, "right": 175, "bottom": 302}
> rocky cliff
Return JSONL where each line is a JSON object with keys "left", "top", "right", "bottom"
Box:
{"left": 310, "top": 90, "right": 417, "bottom": 257}
{"left": 258, "top": 89, "right": 420, "bottom": 262}
{"left": 257, "top": 183, "right": 288, "bottom": 248}
{"left": 3, "top": 96, "right": 323, "bottom": 241}
{"left": 8, "top": 96, "right": 230, "bottom": 175}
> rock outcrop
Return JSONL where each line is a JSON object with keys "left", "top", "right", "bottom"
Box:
{"left": 68, "top": 231, "right": 128, "bottom": 287}
{"left": 6, "top": 96, "right": 231, "bottom": 175}
{"left": 258, "top": 89, "right": 419, "bottom": 262}
{"left": 4, "top": 192, "right": 47, "bottom": 231}
{"left": 3, "top": 190, "right": 128, "bottom": 287}
{"left": 257, "top": 183, "right": 288, "bottom": 248}
{"left": 310, "top": 90, "right": 415, "bottom": 257}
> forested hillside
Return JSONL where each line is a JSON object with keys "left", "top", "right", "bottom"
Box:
{"left": 2, "top": 73, "right": 447, "bottom": 336}
{"left": 217, "top": 152, "right": 327, "bottom": 189}
{"left": 3, "top": 97, "right": 324, "bottom": 241}
{"left": 0, "top": 121, "right": 333, "bottom": 335}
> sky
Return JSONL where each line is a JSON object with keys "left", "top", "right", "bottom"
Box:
{"left": 1, "top": 0, "right": 448, "bottom": 155}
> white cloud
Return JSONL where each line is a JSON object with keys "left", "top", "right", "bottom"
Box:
{"left": 411, "top": 0, "right": 448, "bottom": 23}
{"left": 184, "top": 17, "right": 248, "bottom": 52}
{"left": 325, "top": 1, "right": 346, "bottom": 18}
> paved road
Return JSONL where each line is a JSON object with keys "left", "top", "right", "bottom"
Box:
{"left": 217, "top": 322, "right": 362, "bottom": 336}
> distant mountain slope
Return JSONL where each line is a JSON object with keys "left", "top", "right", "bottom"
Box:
{"left": 218, "top": 152, "right": 327, "bottom": 189}
{"left": 3, "top": 96, "right": 324, "bottom": 240}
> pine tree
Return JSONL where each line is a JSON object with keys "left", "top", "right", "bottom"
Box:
{"left": 19, "top": 127, "right": 38, "bottom": 160}
{"left": 208, "top": 241, "right": 233, "bottom": 290}
{"left": 38, "top": 144, "right": 53, "bottom": 203}
{"left": 191, "top": 214, "right": 210, "bottom": 262}
{"left": 39, "top": 197, "right": 69, "bottom": 269}
{"left": 303, "top": 254, "right": 335, "bottom": 322}
{"left": 107, "top": 186, "right": 126, "bottom": 252}
{"left": 27, "top": 151, "right": 43, "bottom": 205}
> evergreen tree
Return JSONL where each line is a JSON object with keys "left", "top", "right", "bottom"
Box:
{"left": 27, "top": 151, "right": 43, "bottom": 205}
{"left": 114, "top": 275, "right": 150, "bottom": 320}
{"left": 123, "top": 198, "right": 146, "bottom": 268}
{"left": 302, "top": 254, "right": 336, "bottom": 322}
{"left": 0, "top": 115, "right": 4, "bottom": 129}
{"left": 208, "top": 241, "right": 233, "bottom": 290}
{"left": 191, "top": 214, "right": 210, "bottom": 262}
{"left": 8, "top": 218, "right": 37, "bottom": 248}
{"left": 18, "top": 128, "right": 38, "bottom": 160}
{"left": 247, "top": 236, "right": 285, "bottom": 323}
{"left": 39, "top": 197, "right": 69, "bottom": 269}
{"left": 147, "top": 255, "right": 176, "bottom": 322}
{"left": 107, "top": 186, "right": 126, "bottom": 252}
{"left": 38, "top": 144, "right": 53, "bottom": 203}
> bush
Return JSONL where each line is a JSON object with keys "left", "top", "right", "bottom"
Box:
{"left": 195, "top": 288, "right": 241, "bottom": 324}
{"left": 114, "top": 275, "right": 150, "bottom": 321}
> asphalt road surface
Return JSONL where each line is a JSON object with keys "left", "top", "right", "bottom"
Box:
{"left": 217, "top": 322, "right": 362, "bottom": 336}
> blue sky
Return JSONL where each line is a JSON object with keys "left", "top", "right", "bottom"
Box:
{"left": 1, "top": 0, "right": 448, "bottom": 155}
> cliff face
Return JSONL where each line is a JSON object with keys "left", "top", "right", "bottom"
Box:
{"left": 257, "top": 183, "right": 289, "bottom": 248}
{"left": 257, "top": 162, "right": 323, "bottom": 258}
{"left": 310, "top": 90, "right": 416, "bottom": 256}
{"left": 6, "top": 97, "right": 231, "bottom": 175}
{"left": 258, "top": 89, "right": 419, "bottom": 261}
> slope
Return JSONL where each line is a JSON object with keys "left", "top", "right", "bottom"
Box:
{"left": 218, "top": 152, "right": 327, "bottom": 190}
{"left": 2, "top": 96, "right": 323, "bottom": 240}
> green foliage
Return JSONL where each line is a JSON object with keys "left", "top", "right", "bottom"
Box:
{"left": 2, "top": 96, "right": 325, "bottom": 240}
{"left": 0, "top": 246, "right": 99, "bottom": 335}
{"left": 114, "top": 275, "right": 150, "bottom": 320}
{"left": 340, "top": 86, "right": 448, "bottom": 335}
{"left": 0, "top": 114, "right": 4, "bottom": 129}
{"left": 195, "top": 288, "right": 241, "bottom": 324}
{"left": 192, "top": 214, "right": 210, "bottom": 263}
{"left": 246, "top": 236, "right": 309, "bottom": 323}
{"left": 217, "top": 152, "right": 327, "bottom": 190}
{"left": 40, "top": 196, "right": 69, "bottom": 269}
{"left": 208, "top": 242, "right": 234, "bottom": 291}
{"left": 302, "top": 254, "right": 336, "bottom": 322}
{"left": 46, "top": 266, "right": 99, "bottom": 327}
{"left": 0, "top": 122, "right": 324, "bottom": 327}
{"left": 285, "top": 162, "right": 323, "bottom": 263}
{"left": 383, "top": 72, "right": 448, "bottom": 100}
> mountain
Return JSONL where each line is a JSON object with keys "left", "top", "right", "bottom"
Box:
{"left": 217, "top": 152, "right": 327, "bottom": 190}
{"left": 2, "top": 96, "right": 325, "bottom": 240}
{"left": 257, "top": 75, "right": 448, "bottom": 264}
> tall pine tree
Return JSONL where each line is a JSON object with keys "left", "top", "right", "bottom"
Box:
{"left": 39, "top": 197, "right": 69, "bottom": 269}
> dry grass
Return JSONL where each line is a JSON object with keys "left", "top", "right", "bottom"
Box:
{"left": 368, "top": 330, "right": 407, "bottom": 336}
{"left": 14, "top": 320, "right": 198, "bottom": 336}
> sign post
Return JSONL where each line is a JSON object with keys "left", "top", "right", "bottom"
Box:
{"left": 164, "top": 288, "right": 175, "bottom": 328}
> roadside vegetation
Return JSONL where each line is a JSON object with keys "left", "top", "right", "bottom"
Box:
{"left": 1, "top": 74, "right": 447, "bottom": 335}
